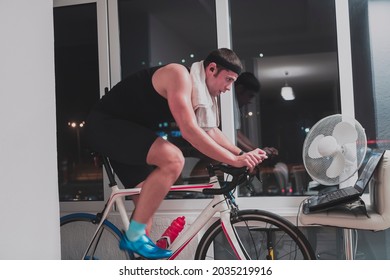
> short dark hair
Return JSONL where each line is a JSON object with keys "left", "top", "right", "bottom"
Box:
{"left": 235, "top": 72, "right": 261, "bottom": 92}
{"left": 204, "top": 48, "right": 243, "bottom": 75}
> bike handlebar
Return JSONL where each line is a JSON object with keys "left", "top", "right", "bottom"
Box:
{"left": 202, "top": 164, "right": 249, "bottom": 195}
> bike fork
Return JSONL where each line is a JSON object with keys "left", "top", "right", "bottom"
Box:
{"left": 220, "top": 210, "right": 249, "bottom": 259}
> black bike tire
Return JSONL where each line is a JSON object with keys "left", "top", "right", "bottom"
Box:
{"left": 60, "top": 213, "right": 132, "bottom": 260}
{"left": 194, "top": 209, "right": 316, "bottom": 260}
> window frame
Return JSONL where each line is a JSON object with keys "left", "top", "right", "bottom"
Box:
{"left": 55, "top": 0, "right": 111, "bottom": 213}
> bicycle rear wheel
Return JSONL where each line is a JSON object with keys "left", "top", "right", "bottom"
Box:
{"left": 195, "top": 209, "right": 316, "bottom": 260}
{"left": 60, "top": 213, "right": 131, "bottom": 260}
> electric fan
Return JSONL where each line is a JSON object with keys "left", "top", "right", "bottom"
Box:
{"left": 302, "top": 114, "right": 367, "bottom": 186}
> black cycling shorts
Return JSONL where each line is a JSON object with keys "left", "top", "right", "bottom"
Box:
{"left": 85, "top": 110, "right": 157, "bottom": 187}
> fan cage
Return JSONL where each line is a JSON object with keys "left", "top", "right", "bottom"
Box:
{"left": 302, "top": 114, "right": 367, "bottom": 186}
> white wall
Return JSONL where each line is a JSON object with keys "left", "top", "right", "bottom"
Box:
{"left": 0, "top": 0, "right": 61, "bottom": 259}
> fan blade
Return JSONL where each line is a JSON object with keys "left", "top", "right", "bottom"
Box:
{"left": 333, "top": 121, "right": 358, "bottom": 145}
{"left": 326, "top": 152, "right": 345, "bottom": 178}
{"left": 317, "top": 136, "right": 338, "bottom": 157}
{"left": 308, "top": 134, "right": 324, "bottom": 158}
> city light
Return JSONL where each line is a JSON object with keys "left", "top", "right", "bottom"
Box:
{"left": 68, "top": 121, "right": 85, "bottom": 163}
{"left": 68, "top": 121, "right": 85, "bottom": 128}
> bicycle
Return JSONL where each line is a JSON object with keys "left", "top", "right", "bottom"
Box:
{"left": 60, "top": 154, "right": 316, "bottom": 260}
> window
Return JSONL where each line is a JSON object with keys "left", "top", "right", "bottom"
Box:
{"left": 54, "top": 0, "right": 110, "bottom": 203}
{"left": 349, "top": 0, "right": 390, "bottom": 152}
{"left": 117, "top": 0, "right": 218, "bottom": 193}
{"left": 230, "top": 0, "right": 341, "bottom": 197}
{"left": 347, "top": 0, "right": 390, "bottom": 259}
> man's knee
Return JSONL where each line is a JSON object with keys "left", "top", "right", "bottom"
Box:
{"left": 164, "top": 149, "right": 185, "bottom": 176}
{"left": 172, "top": 150, "right": 185, "bottom": 169}
{"left": 147, "top": 138, "right": 185, "bottom": 174}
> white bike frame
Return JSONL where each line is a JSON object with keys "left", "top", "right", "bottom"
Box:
{"left": 85, "top": 174, "right": 248, "bottom": 260}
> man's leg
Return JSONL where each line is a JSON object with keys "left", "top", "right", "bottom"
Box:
{"left": 120, "top": 137, "right": 184, "bottom": 259}
{"left": 132, "top": 137, "right": 184, "bottom": 223}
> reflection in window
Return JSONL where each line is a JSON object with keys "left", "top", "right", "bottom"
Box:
{"left": 54, "top": 4, "right": 103, "bottom": 201}
{"left": 230, "top": 0, "right": 341, "bottom": 196}
{"left": 118, "top": 0, "right": 217, "bottom": 77}
{"left": 117, "top": 0, "right": 217, "bottom": 198}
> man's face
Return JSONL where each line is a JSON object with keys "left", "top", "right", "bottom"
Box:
{"left": 205, "top": 63, "right": 238, "bottom": 97}
{"left": 235, "top": 84, "right": 256, "bottom": 108}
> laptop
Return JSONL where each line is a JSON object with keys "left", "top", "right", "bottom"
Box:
{"left": 304, "top": 150, "right": 385, "bottom": 212}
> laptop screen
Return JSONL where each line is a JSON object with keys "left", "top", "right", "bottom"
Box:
{"left": 354, "top": 150, "right": 385, "bottom": 192}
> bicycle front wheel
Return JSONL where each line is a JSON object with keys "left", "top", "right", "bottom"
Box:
{"left": 60, "top": 213, "right": 131, "bottom": 260}
{"left": 195, "top": 210, "right": 316, "bottom": 260}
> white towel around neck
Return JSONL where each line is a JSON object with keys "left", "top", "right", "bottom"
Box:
{"left": 190, "top": 61, "right": 220, "bottom": 131}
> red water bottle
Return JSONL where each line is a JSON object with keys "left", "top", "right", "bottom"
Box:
{"left": 156, "top": 216, "right": 186, "bottom": 249}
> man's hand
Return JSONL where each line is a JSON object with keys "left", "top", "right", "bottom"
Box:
{"left": 262, "top": 147, "right": 279, "bottom": 158}
{"left": 235, "top": 148, "right": 268, "bottom": 171}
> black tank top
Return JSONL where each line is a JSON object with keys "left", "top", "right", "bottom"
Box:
{"left": 94, "top": 66, "right": 174, "bottom": 129}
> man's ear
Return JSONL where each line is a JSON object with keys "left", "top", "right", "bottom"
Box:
{"left": 207, "top": 62, "right": 217, "bottom": 73}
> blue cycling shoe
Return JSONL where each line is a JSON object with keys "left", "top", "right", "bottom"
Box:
{"left": 119, "top": 234, "right": 172, "bottom": 259}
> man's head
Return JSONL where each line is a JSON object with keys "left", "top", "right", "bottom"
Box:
{"left": 204, "top": 48, "right": 243, "bottom": 75}
{"left": 203, "top": 48, "right": 243, "bottom": 97}
{"left": 234, "top": 72, "right": 261, "bottom": 108}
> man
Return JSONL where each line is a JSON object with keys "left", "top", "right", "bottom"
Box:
{"left": 234, "top": 72, "right": 278, "bottom": 157}
{"left": 85, "top": 48, "right": 267, "bottom": 259}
